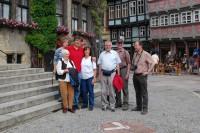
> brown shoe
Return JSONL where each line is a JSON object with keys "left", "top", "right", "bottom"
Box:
{"left": 68, "top": 109, "right": 75, "bottom": 113}
{"left": 63, "top": 108, "right": 67, "bottom": 113}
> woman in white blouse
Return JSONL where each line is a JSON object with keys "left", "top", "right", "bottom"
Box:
{"left": 56, "top": 49, "right": 75, "bottom": 113}
{"left": 81, "top": 46, "right": 97, "bottom": 111}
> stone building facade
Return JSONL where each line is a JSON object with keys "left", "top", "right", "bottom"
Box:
{"left": 0, "top": 0, "right": 95, "bottom": 65}
{"left": 148, "top": 0, "right": 200, "bottom": 62}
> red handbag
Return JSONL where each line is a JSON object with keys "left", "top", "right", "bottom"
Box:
{"left": 113, "top": 74, "right": 124, "bottom": 92}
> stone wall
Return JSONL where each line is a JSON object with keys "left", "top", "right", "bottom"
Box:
{"left": 0, "top": 28, "right": 31, "bottom": 65}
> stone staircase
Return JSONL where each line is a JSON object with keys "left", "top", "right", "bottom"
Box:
{"left": 0, "top": 64, "right": 60, "bottom": 131}
{"left": 0, "top": 64, "right": 101, "bottom": 131}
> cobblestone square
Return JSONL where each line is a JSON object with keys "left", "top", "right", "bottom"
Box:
{"left": 1, "top": 74, "right": 200, "bottom": 133}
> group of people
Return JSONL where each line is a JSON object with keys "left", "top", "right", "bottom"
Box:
{"left": 54, "top": 34, "right": 155, "bottom": 115}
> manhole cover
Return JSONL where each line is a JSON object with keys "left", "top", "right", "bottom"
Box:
{"left": 101, "top": 121, "right": 155, "bottom": 133}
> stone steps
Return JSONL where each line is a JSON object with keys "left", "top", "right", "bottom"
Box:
{"left": 0, "top": 64, "right": 30, "bottom": 71}
{"left": 0, "top": 64, "right": 101, "bottom": 131}
{"left": 0, "top": 68, "right": 44, "bottom": 77}
{"left": 0, "top": 101, "right": 61, "bottom": 131}
{"left": 0, "top": 84, "right": 59, "bottom": 104}
{"left": 0, "top": 72, "right": 53, "bottom": 85}
{"left": 0, "top": 78, "right": 55, "bottom": 93}
{"left": 0, "top": 91, "right": 59, "bottom": 115}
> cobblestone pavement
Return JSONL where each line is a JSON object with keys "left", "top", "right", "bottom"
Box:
{"left": 2, "top": 75, "right": 200, "bottom": 133}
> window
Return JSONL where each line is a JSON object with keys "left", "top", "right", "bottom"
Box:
{"left": 181, "top": 11, "right": 192, "bottom": 24}
{"left": 0, "top": 0, "right": 10, "bottom": 19}
{"left": 129, "top": 1, "right": 136, "bottom": 16}
{"left": 111, "top": 30, "right": 117, "bottom": 40}
{"left": 72, "top": 3, "right": 78, "bottom": 31}
{"left": 115, "top": 5, "right": 121, "bottom": 19}
{"left": 17, "top": 0, "right": 29, "bottom": 23}
{"left": 170, "top": 13, "right": 179, "bottom": 25}
{"left": 82, "top": 7, "right": 87, "bottom": 32}
{"left": 160, "top": 15, "right": 168, "bottom": 26}
{"left": 56, "top": 0, "right": 64, "bottom": 26}
{"left": 125, "top": 28, "right": 131, "bottom": 38}
{"left": 138, "top": 0, "right": 144, "bottom": 15}
{"left": 194, "top": 10, "right": 200, "bottom": 22}
{"left": 139, "top": 26, "right": 146, "bottom": 37}
{"left": 108, "top": 6, "right": 114, "bottom": 19}
{"left": 151, "top": 16, "right": 159, "bottom": 27}
{"left": 122, "top": 3, "right": 128, "bottom": 18}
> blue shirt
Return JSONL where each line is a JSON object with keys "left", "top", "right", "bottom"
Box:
{"left": 98, "top": 50, "right": 121, "bottom": 71}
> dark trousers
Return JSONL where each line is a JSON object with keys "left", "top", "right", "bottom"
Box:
{"left": 115, "top": 67, "right": 129, "bottom": 106}
{"left": 133, "top": 74, "right": 148, "bottom": 110}
{"left": 81, "top": 77, "right": 94, "bottom": 108}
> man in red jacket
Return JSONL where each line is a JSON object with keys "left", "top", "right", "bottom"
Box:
{"left": 67, "top": 36, "right": 84, "bottom": 110}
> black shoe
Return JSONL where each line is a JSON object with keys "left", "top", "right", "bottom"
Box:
{"left": 141, "top": 110, "right": 148, "bottom": 115}
{"left": 111, "top": 108, "right": 115, "bottom": 112}
{"left": 115, "top": 104, "right": 122, "bottom": 108}
{"left": 131, "top": 107, "right": 142, "bottom": 111}
{"left": 68, "top": 109, "right": 75, "bottom": 113}
{"left": 122, "top": 104, "right": 129, "bottom": 111}
{"left": 89, "top": 107, "right": 93, "bottom": 111}
{"left": 73, "top": 105, "right": 79, "bottom": 110}
{"left": 102, "top": 106, "right": 107, "bottom": 111}
{"left": 81, "top": 105, "right": 88, "bottom": 109}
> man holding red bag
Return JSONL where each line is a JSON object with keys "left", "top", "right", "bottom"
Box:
{"left": 115, "top": 39, "right": 131, "bottom": 111}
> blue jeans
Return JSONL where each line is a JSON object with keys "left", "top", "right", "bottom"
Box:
{"left": 73, "top": 73, "right": 81, "bottom": 107}
{"left": 81, "top": 77, "right": 94, "bottom": 108}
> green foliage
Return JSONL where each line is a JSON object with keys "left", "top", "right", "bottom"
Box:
{"left": 25, "top": 0, "right": 57, "bottom": 54}
{"left": 90, "top": 0, "right": 107, "bottom": 36}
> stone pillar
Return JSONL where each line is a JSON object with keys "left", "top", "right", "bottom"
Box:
{"left": 185, "top": 41, "right": 189, "bottom": 58}
{"left": 64, "top": 0, "right": 72, "bottom": 33}
{"left": 11, "top": 0, "right": 17, "bottom": 19}
{"left": 77, "top": 3, "right": 82, "bottom": 30}
{"left": 197, "top": 40, "right": 199, "bottom": 48}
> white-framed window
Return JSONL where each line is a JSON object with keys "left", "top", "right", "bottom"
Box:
{"left": 115, "top": 5, "right": 121, "bottom": 19}
{"left": 56, "top": 0, "right": 63, "bottom": 26}
{"left": 193, "top": 9, "right": 200, "bottom": 22}
{"left": 122, "top": 3, "right": 128, "bottom": 18}
{"left": 112, "top": 30, "right": 117, "bottom": 40}
{"left": 160, "top": 15, "right": 169, "bottom": 26}
{"left": 82, "top": 6, "right": 87, "bottom": 32}
{"left": 181, "top": 11, "right": 192, "bottom": 24}
{"left": 16, "top": 0, "right": 29, "bottom": 23}
{"left": 72, "top": 3, "right": 78, "bottom": 31}
{"left": 125, "top": 28, "right": 131, "bottom": 38}
{"left": 138, "top": 0, "right": 144, "bottom": 15}
{"left": 151, "top": 16, "right": 159, "bottom": 27}
{"left": 129, "top": 1, "right": 136, "bottom": 16}
{"left": 109, "top": 6, "right": 115, "bottom": 19}
{"left": 170, "top": 13, "right": 179, "bottom": 25}
{"left": 139, "top": 26, "right": 146, "bottom": 37}
{"left": 0, "top": 0, "right": 10, "bottom": 19}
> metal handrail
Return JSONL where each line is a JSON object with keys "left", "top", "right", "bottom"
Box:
{"left": 0, "top": 50, "right": 7, "bottom": 55}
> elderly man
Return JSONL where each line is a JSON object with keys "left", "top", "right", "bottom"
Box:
{"left": 116, "top": 39, "right": 131, "bottom": 111}
{"left": 98, "top": 41, "right": 121, "bottom": 112}
{"left": 132, "top": 41, "right": 155, "bottom": 115}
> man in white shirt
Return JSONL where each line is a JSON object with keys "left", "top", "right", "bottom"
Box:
{"left": 98, "top": 41, "right": 121, "bottom": 112}
{"left": 151, "top": 52, "right": 159, "bottom": 74}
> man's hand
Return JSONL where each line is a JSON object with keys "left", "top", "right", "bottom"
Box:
{"left": 92, "top": 77, "right": 97, "bottom": 84}
{"left": 142, "top": 72, "right": 149, "bottom": 76}
{"left": 125, "top": 74, "right": 129, "bottom": 80}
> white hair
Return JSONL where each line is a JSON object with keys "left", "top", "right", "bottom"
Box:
{"left": 61, "top": 49, "right": 69, "bottom": 57}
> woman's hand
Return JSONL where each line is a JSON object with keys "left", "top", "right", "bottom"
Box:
{"left": 64, "top": 68, "right": 69, "bottom": 73}
{"left": 92, "top": 77, "right": 97, "bottom": 84}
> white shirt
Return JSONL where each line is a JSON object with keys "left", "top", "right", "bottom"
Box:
{"left": 98, "top": 50, "right": 121, "bottom": 71}
{"left": 152, "top": 54, "right": 159, "bottom": 64}
{"left": 56, "top": 58, "right": 75, "bottom": 82}
{"left": 81, "top": 56, "right": 97, "bottom": 79}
